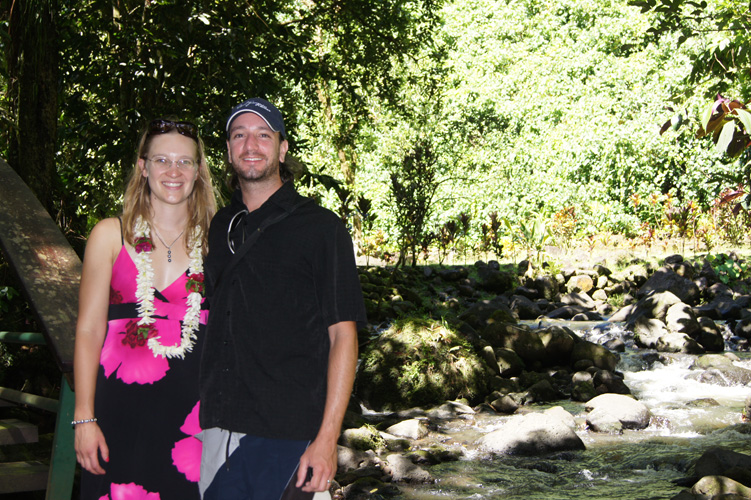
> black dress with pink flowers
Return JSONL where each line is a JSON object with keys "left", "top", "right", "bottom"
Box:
{"left": 80, "top": 246, "right": 205, "bottom": 500}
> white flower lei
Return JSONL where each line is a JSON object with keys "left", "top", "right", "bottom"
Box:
{"left": 133, "top": 216, "right": 203, "bottom": 359}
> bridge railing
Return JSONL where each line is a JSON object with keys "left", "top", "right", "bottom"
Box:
{"left": 0, "top": 158, "right": 78, "bottom": 499}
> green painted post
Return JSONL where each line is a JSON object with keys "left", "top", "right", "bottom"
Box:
{"left": 45, "top": 376, "right": 75, "bottom": 500}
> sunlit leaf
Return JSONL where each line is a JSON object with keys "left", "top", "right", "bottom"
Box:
{"left": 700, "top": 100, "right": 715, "bottom": 133}
{"left": 716, "top": 121, "right": 736, "bottom": 155}
{"left": 735, "top": 108, "right": 751, "bottom": 133}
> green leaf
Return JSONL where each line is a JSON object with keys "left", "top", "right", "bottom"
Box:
{"left": 701, "top": 101, "right": 715, "bottom": 132}
{"left": 735, "top": 108, "right": 751, "bottom": 133}
{"left": 716, "top": 121, "right": 737, "bottom": 155}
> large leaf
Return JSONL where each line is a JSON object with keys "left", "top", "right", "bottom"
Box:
{"left": 716, "top": 120, "right": 737, "bottom": 155}
{"left": 735, "top": 108, "right": 751, "bottom": 134}
{"left": 700, "top": 100, "right": 715, "bottom": 134}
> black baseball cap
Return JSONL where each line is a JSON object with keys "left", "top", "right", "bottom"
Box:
{"left": 225, "top": 97, "right": 286, "bottom": 139}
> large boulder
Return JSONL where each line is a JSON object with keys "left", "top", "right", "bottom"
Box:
{"left": 477, "top": 411, "right": 585, "bottom": 455}
{"left": 489, "top": 394, "right": 519, "bottom": 414}
{"left": 632, "top": 317, "right": 670, "bottom": 349}
{"left": 561, "top": 292, "right": 596, "bottom": 310}
{"left": 570, "top": 340, "right": 619, "bottom": 372}
{"left": 585, "top": 394, "right": 651, "bottom": 431}
{"left": 692, "top": 475, "right": 751, "bottom": 498}
{"left": 459, "top": 297, "right": 515, "bottom": 330}
{"left": 592, "top": 369, "right": 631, "bottom": 395}
{"left": 735, "top": 318, "right": 751, "bottom": 340}
{"left": 357, "top": 318, "right": 493, "bottom": 410}
{"left": 337, "top": 445, "right": 380, "bottom": 474}
{"left": 537, "top": 326, "right": 577, "bottom": 366}
{"left": 544, "top": 305, "right": 592, "bottom": 320}
{"left": 567, "top": 275, "right": 594, "bottom": 294}
{"left": 693, "top": 294, "right": 747, "bottom": 321}
{"left": 534, "top": 275, "right": 559, "bottom": 301}
{"left": 696, "top": 317, "right": 725, "bottom": 353}
{"left": 665, "top": 303, "right": 702, "bottom": 337}
{"left": 608, "top": 303, "right": 636, "bottom": 323}
{"left": 480, "top": 346, "right": 501, "bottom": 376}
{"left": 386, "top": 419, "right": 429, "bottom": 440}
{"left": 510, "top": 295, "right": 543, "bottom": 320}
{"left": 694, "top": 447, "right": 751, "bottom": 479}
{"left": 477, "top": 267, "right": 517, "bottom": 294}
{"left": 525, "top": 379, "right": 563, "bottom": 403}
{"left": 495, "top": 347, "right": 525, "bottom": 377}
{"left": 637, "top": 267, "right": 701, "bottom": 304}
{"left": 628, "top": 291, "right": 683, "bottom": 324}
{"left": 340, "top": 426, "right": 386, "bottom": 451}
{"left": 614, "top": 264, "right": 649, "bottom": 287}
{"left": 438, "top": 266, "right": 469, "bottom": 282}
{"left": 656, "top": 331, "right": 705, "bottom": 354}
{"left": 689, "top": 355, "right": 751, "bottom": 386}
{"left": 482, "top": 323, "right": 544, "bottom": 363}
{"left": 384, "top": 454, "right": 432, "bottom": 483}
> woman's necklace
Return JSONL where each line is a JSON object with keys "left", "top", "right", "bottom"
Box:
{"left": 133, "top": 216, "right": 204, "bottom": 359}
{"left": 152, "top": 226, "right": 185, "bottom": 263}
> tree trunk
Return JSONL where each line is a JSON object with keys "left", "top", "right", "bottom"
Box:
{"left": 8, "top": 0, "right": 59, "bottom": 215}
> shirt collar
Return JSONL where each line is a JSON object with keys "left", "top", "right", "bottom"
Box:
{"left": 230, "top": 181, "right": 300, "bottom": 214}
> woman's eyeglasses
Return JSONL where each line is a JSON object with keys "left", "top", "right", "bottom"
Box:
{"left": 147, "top": 119, "right": 198, "bottom": 140}
{"left": 144, "top": 156, "right": 197, "bottom": 171}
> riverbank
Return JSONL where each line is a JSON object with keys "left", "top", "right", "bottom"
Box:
{"left": 333, "top": 250, "right": 751, "bottom": 499}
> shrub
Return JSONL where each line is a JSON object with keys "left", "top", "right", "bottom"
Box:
{"left": 356, "top": 318, "right": 492, "bottom": 411}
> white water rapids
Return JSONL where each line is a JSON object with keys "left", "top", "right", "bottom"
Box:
{"left": 393, "top": 322, "right": 751, "bottom": 499}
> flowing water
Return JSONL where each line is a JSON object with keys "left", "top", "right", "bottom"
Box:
{"left": 393, "top": 322, "right": 751, "bottom": 500}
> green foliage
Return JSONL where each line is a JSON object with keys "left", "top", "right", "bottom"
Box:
{"left": 0, "top": 285, "right": 18, "bottom": 316}
{"left": 608, "top": 293, "right": 627, "bottom": 309}
{"left": 706, "top": 253, "right": 751, "bottom": 284}
{"left": 630, "top": 0, "right": 751, "bottom": 95}
{"left": 2, "top": 0, "right": 751, "bottom": 263}
{"left": 357, "top": 317, "right": 492, "bottom": 411}
{"left": 388, "top": 138, "right": 441, "bottom": 266}
{"left": 504, "top": 214, "right": 552, "bottom": 265}
{"left": 479, "top": 212, "right": 505, "bottom": 261}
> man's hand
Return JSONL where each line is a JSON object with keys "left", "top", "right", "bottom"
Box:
{"left": 296, "top": 435, "right": 337, "bottom": 492}
{"left": 295, "top": 320, "right": 358, "bottom": 492}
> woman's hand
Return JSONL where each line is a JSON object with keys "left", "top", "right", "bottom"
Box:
{"left": 74, "top": 422, "right": 109, "bottom": 475}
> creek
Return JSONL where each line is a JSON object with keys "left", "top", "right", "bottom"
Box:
{"left": 393, "top": 322, "right": 751, "bottom": 500}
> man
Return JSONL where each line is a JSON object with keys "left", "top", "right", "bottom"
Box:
{"left": 198, "top": 97, "right": 366, "bottom": 499}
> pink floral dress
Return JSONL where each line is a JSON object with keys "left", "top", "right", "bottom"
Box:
{"left": 80, "top": 247, "right": 206, "bottom": 500}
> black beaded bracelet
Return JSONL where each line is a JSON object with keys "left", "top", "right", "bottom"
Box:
{"left": 71, "top": 417, "right": 97, "bottom": 426}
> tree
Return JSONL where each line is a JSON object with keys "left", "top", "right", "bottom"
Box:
{"left": 389, "top": 138, "right": 441, "bottom": 266}
{"left": 1, "top": 0, "right": 443, "bottom": 242}
{"left": 629, "top": 0, "right": 751, "bottom": 96}
{"left": 2, "top": 0, "right": 59, "bottom": 215}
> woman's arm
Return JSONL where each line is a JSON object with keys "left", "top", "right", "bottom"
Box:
{"left": 73, "top": 218, "right": 119, "bottom": 474}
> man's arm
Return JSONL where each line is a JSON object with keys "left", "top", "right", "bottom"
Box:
{"left": 296, "top": 320, "right": 358, "bottom": 492}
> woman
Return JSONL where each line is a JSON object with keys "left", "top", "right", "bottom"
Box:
{"left": 73, "top": 118, "right": 216, "bottom": 499}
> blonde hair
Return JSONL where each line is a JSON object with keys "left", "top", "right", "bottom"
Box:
{"left": 122, "top": 120, "right": 217, "bottom": 255}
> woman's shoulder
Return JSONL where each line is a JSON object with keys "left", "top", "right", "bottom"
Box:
{"left": 89, "top": 217, "right": 122, "bottom": 239}
{"left": 85, "top": 217, "right": 124, "bottom": 255}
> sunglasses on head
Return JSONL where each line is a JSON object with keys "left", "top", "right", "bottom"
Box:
{"left": 147, "top": 119, "right": 198, "bottom": 140}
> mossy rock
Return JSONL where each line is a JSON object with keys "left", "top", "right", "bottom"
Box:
{"left": 340, "top": 426, "right": 386, "bottom": 451}
{"left": 406, "top": 444, "right": 461, "bottom": 465}
{"left": 356, "top": 317, "right": 493, "bottom": 411}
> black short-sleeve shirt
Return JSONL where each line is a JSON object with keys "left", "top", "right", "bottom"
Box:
{"left": 198, "top": 182, "right": 367, "bottom": 440}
